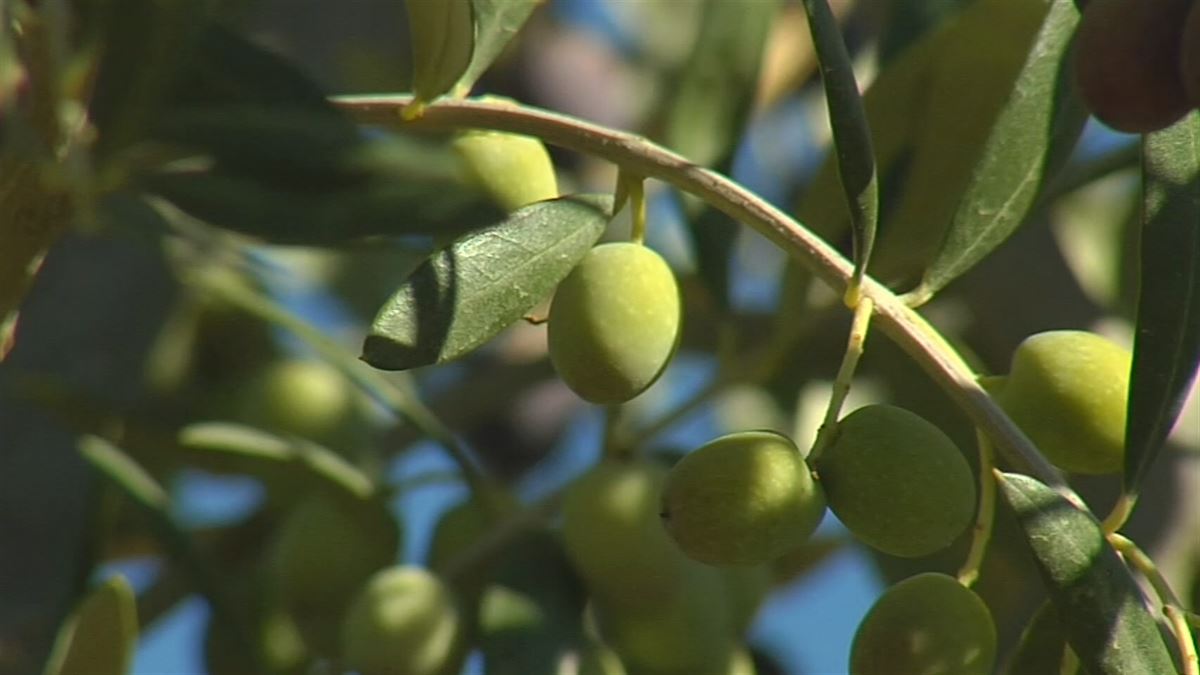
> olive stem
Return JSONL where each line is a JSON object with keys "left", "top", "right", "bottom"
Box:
{"left": 189, "top": 265, "right": 489, "bottom": 497}
{"left": 628, "top": 176, "right": 647, "bottom": 245}
{"left": 333, "top": 94, "right": 1070, "bottom": 495}
{"left": 1101, "top": 492, "right": 1138, "bottom": 534}
{"left": 807, "top": 297, "right": 873, "bottom": 464}
{"left": 957, "top": 429, "right": 997, "bottom": 588}
{"left": 1108, "top": 532, "right": 1199, "bottom": 675}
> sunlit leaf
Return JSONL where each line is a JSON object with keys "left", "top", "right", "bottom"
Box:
{"left": 996, "top": 472, "right": 1175, "bottom": 675}
{"left": 870, "top": 0, "right": 1050, "bottom": 285}
{"left": 44, "top": 576, "right": 138, "bottom": 675}
{"left": 363, "top": 194, "right": 611, "bottom": 370}
{"left": 917, "top": 0, "right": 1088, "bottom": 300}
{"left": 455, "top": 0, "right": 543, "bottom": 96}
{"left": 1125, "top": 114, "right": 1200, "bottom": 494}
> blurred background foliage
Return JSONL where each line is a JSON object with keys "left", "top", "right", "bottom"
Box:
{"left": 0, "top": 0, "right": 1197, "bottom": 674}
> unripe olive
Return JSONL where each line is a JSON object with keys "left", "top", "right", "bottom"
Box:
{"left": 1184, "top": 2, "right": 1200, "bottom": 104}
{"left": 1073, "top": 0, "right": 1193, "bottom": 133}
{"left": 817, "top": 405, "right": 975, "bottom": 558}
{"left": 997, "top": 330, "right": 1131, "bottom": 474}
{"left": 561, "top": 459, "right": 693, "bottom": 610}
{"left": 548, "top": 243, "right": 682, "bottom": 404}
{"left": 660, "top": 431, "right": 826, "bottom": 566}
{"left": 850, "top": 573, "right": 996, "bottom": 675}
{"left": 428, "top": 486, "right": 519, "bottom": 598}
{"left": 452, "top": 130, "right": 559, "bottom": 211}
{"left": 594, "top": 564, "right": 739, "bottom": 675}
{"left": 271, "top": 493, "right": 400, "bottom": 613}
{"left": 341, "top": 566, "right": 460, "bottom": 675}
{"left": 240, "top": 358, "right": 356, "bottom": 444}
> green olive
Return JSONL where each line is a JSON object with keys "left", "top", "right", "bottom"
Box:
{"left": 1073, "top": 0, "right": 1193, "bottom": 133}
{"left": 560, "top": 459, "right": 693, "bottom": 611}
{"left": 660, "top": 431, "right": 825, "bottom": 566}
{"left": 271, "top": 493, "right": 400, "bottom": 613}
{"left": 997, "top": 330, "right": 1130, "bottom": 474}
{"left": 240, "top": 358, "right": 356, "bottom": 445}
{"left": 817, "top": 405, "right": 975, "bottom": 558}
{"left": 850, "top": 573, "right": 996, "bottom": 675}
{"left": 452, "top": 130, "right": 559, "bottom": 211}
{"left": 548, "top": 243, "right": 682, "bottom": 404}
{"left": 341, "top": 566, "right": 460, "bottom": 675}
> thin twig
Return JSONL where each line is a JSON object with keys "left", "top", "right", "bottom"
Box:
{"left": 957, "top": 429, "right": 997, "bottom": 588}
{"left": 1108, "top": 532, "right": 1199, "bottom": 675}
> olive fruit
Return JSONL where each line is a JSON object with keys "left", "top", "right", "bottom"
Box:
{"left": 271, "top": 493, "right": 400, "bottom": 613}
{"left": 996, "top": 330, "right": 1131, "bottom": 474}
{"left": 452, "top": 130, "right": 559, "bottom": 211}
{"left": 817, "top": 405, "right": 975, "bottom": 558}
{"left": 561, "top": 459, "right": 693, "bottom": 610}
{"left": 660, "top": 431, "right": 826, "bottom": 566}
{"left": 341, "top": 566, "right": 460, "bottom": 675}
{"left": 1184, "top": 1, "right": 1200, "bottom": 104}
{"left": 850, "top": 573, "right": 996, "bottom": 675}
{"left": 240, "top": 358, "right": 356, "bottom": 444}
{"left": 548, "top": 243, "right": 682, "bottom": 404}
{"left": 1073, "top": 0, "right": 1193, "bottom": 133}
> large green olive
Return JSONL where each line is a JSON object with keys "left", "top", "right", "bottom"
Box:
{"left": 548, "top": 243, "right": 681, "bottom": 404}
{"left": 239, "top": 358, "right": 357, "bottom": 445}
{"left": 850, "top": 573, "right": 996, "bottom": 675}
{"left": 660, "top": 431, "right": 826, "bottom": 566}
{"left": 341, "top": 566, "right": 460, "bottom": 675}
{"left": 560, "top": 459, "right": 693, "bottom": 611}
{"left": 452, "top": 130, "right": 559, "bottom": 211}
{"left": 997, "top": 330, "right": 1131, "bottom": 474}
{"left": 271, "top": 493, "right": 400, "bottom": 613}
{"left": 1073, "top": 0, "right": 1193, "bottom": 133}
{"left": 817, "top": 405, "right": 975, "bottom": 558}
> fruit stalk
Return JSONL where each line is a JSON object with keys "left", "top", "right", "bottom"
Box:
{"left": 1107, "top": 533, "right": 1199, "bottom": 675}
{"left": 957, "top": 429, "right": 997, "bottom": 588}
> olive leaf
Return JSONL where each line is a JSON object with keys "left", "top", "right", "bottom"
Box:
{"left": 405, "top": 0, "right": 475, "bottom": 107}
{"left": 1124, "top": 114, "right": 1200, "bottom": 495}
{"left": 455, "top": 0, "right": 543, "bottom": 97}
{"left": 915, "top": 0, "right": 1088, "bottom": 301}
{"left": 363, "top": 194, "right": 612, "bottom": 370}
{"left": 1003, "top": 600, "right": 1080, "bottom": 675}
{"left": 43, "top": 576, "right": 138, "bottom": 675}
{"left": 996, "top": 472, "right": 1176, "bottom": 675}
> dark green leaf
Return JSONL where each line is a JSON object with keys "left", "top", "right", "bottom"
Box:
{"left": 84, "top": 0, "right": 212, "bottom": 159}
{"left": 143, "top": 130, "right": 501, "bottom": 245}
{"left": 917, "top": 0, "right": 1088, "bottom": 300}
{"left": 663, "top": 0, "right": 778, "bottom": 168}
{"left": 1125, "top": 115, "right": 1200, "bottom": 494}
{"left": 1003, "top": 600, "right": 1079, "bottom": 675}
{"left": 876, "top": 0, "right": 971, "bottom": 65}
{"left": 44, "top": 576, "right": 138, "bottom": 675}
{"left": 456, "top": 0, "right": 542, "bottom": 95}
{"left": 167, "top": 25, "right": 334, "bottom": 111}
{"left": 363, "top": 194, "right": 611, "bottom": 370}
{"left": 803, "top": 0, "right": 878, "bottom": 296}
{"left": 996, "top": 472, "right": 1175, "bottom": 675}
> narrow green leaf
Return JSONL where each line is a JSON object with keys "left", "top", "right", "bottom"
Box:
{"left": 917, "top": 0, "right": 1088, "bottom": 300}
{"left": 78, "top": 435, "right": 170, "bottom": 513}
{"left": 802, "top": 0, "right": 878, "bottom": 298}
{"left": 1003, "top": 600, "right": 1079, "bottom": 675}
{"left": 44, "top": 576, "right": 138, "bottom": 675}
{"left": 405, "top": 0, "right": 475, "bottom": 107}
{"left": 179, "top": 422, "right": 375, "bottom": 499}
{"left": 1125, "top": 114, "right": 1200, "bottom": 494}
{"left": 363, "top": 194, "right": 611, "bottom": 370}
{"left": 870, "top": 0, "right": 1050, "bottom": 284}
{"left": 663, "top": 0, "right": 778, "bottom": 168}
{"left": 996, "top": 472, "right": 1176, "bottom": 675}
{"left": 455, "top": 0, "right": 542, "bottom": 96}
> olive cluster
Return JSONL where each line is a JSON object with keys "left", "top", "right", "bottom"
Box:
{"left": 1074, "top": 0, "right": 1200, "bottom": 133}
